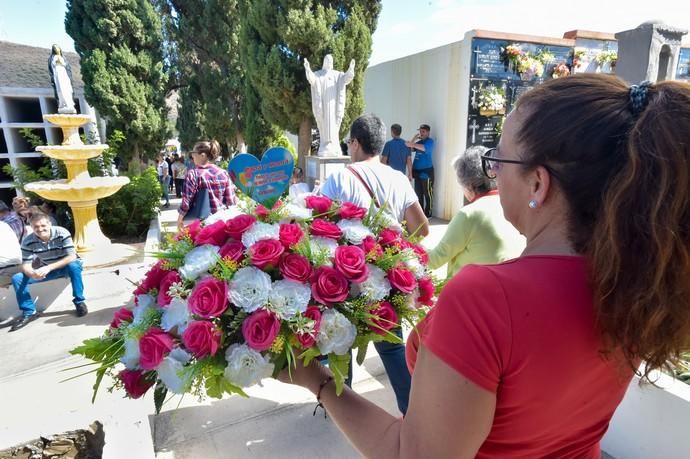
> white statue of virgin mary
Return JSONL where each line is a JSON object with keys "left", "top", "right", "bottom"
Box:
{"left": 304, "top": 54, "right": 355, "bottom": 157}
{"left": 48, "top": 44, "right": 77, "bottom": 114}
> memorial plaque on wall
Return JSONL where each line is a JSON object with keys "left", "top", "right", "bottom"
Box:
{"left": 467, "top": 115, "right": 501, "bottom": 148}
{"left": 471, "top": 38, "right": 516, "bottom": 79}
{"left": 676, "top": 48, "right": 690, "bottom": 81}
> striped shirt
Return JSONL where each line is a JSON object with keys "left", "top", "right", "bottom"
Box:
{"left": 1, "top": 211, "right": 24, "bottom": 241}
{"left": 179, "top": 164, "right": 237, "bottom": 215}
{"left": 21, "top": 226, "right": 76, "bottom": 266}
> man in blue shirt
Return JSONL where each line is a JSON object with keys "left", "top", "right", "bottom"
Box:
{"left": 381, "top": 123, "right": 412, "bottom": 180}
{"left": 406, "top": 124, "right": 435, "bottom": 217}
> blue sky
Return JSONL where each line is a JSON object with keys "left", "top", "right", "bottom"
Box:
{"left": 1, "top": 0, "right": 689, "bottom": 65}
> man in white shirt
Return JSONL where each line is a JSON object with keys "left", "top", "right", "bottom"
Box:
{"left": 318, "top": 113, "right": 429, "bottom": 415}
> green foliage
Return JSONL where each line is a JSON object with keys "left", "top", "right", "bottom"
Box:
{"left": 273, "top": 132, "right": 298, "bottom": 163}
{"left": 66, "top": 0, "right": 169, "bottom": 163}
{"left": 239, "top": 1, "right": 381, "bottom": 163}
{"left": 97, "top": 167, "right": 162, "bottom": 238}
{"left": 19, "top": 128, "right": 43, "bottom": 150}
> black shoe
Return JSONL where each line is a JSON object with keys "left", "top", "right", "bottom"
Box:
{"left": 75, "top": 303, "right": 89, "bottom": 317}
{"left": 9, "top": 313, "right": 40, "bottom": 332}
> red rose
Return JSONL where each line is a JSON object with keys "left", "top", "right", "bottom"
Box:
{"left": 279, "top": 223, "right": 304, "bottom": 248}
{"left": 158, "top": 270, "right": 182, "bottom": 307}
{"left": 359, "top": 235, "right": 383, "bottom": 258}
{"left": 279, "top": 253, "right": 312, "bottom": 283}
{"left": 378, "top": 228, "right": 401, "bottom": 247}
{"left": 242, "top": 309, "right": 281, "bottom": 351}
{"left": 176, "top": 219, "right": 202, "bottom": 241}
{"left": 334, "top": 245, "right": 369, "bottom": 283}
{"left": 310, "top": 219, "right": 343, "bottom": 240}
{"left": 369, "top": 301, "right": 398, "bottom": 335}
{"left": 297, "top": 306, "right": 322, "bottom": 348}
{"left": 194, "top": 220, "right": 228, "bottom": 246}
{"left": 182, "top": 320, "right": 222, "bottom": 358}
{"left": 219, "top": 241, "right": 245, "bottom": 263}
{"left": 255, "top": 204, "right": 269, "bottom": 219}
{"left": 110, "top": 307, "right": 134, "bottom": 329}
{"left": 305, "top": 195, "right": 333, "bottom": 214}
{"left": 250, "top": 239, "right": 285, "bottom": 270}
{"left": 138, "top": 327, "right": 174, "bottom": 370}
{"left": 339, "top": 202, "right": 367, "bottom": 220}
{"left": 119, "top": 369, "right": 154, "bottom": 399}
{"left": 134, "top": 261, "right": 170, "bottom": 295}
{"left": 388, "top": 267, "right": 417, "bottom": 293}
{"left": 225, "top": 214, "right": 256, "bottom": 240}
{"left": 311, "top": 266, "right": 349, "bottom": 305}
{"left": 188, "top": 277, "right": 229, "bottom": 318}
{"left": 417, "top": 277, "right": 435, "bottom": 306}
{"left": 411, "top": 244, "right": 430, "bottom": 265}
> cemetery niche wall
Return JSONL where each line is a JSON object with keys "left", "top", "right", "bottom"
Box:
{"left": 676, "top": 47, "right": 690, "bottom": 80}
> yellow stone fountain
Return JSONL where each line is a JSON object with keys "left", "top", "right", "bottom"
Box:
{"left": 25, "top": 114, "right": 132, "bottom": 267}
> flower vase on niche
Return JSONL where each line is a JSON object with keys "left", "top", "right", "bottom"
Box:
{"left": 477, "top": 85, "right": 506, "bottom": 117}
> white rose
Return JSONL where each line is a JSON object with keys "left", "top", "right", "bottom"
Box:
{"left": 203, "top": 205, "right": 243, "bottom": 226}
{"left": 156, "top": 356, "right": 189, "bottom": 394}
{"left": 402, "top": 249, "right": 426, "bottom": 279}
{"left": 283, "top": 203, "right": 313, "bottom": 221}
{"left": 179, "top": 244, "right": 220, "bottom": 281}
{"left": 229, "top": 267, "right": 272, "bottom": 312}
{"left": 268, "top": 279, "right": 311, "bottom": 319}
{"left": 224, "top": 344, "right": 274, "bottom": 387}
{"left": 351, "top": 264, "right": 391, "bottom": 301}
{"left": 309, "top": 236, "right": 338, "bottom": 260}
{"left": 161, "top": 297, "right": 191, "bottom": 334}
{"left": 121, "top": 337, "right": 140, "bottom": 369}
{"left": 337, "top": 219, "right": 374, "bottom": 245}
{"left": 133, "top": 294, "right": 155, "bottom": 324}
{"left": 241, "top": 222, "right": 280, "bottom": 248}
{"left": 169, "top": 347, "right": 192, "bottom": 365}
{"left": 317, "top": 309, "right": 357, "bottom": 356}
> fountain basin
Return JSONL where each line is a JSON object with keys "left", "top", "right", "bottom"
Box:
{"left": 25, "top": 177, "right": 130, "bottom": 202}
{"left": 43, "top": 114, "right": 93, "bottom": 145}
{"left": 36, "top": 144, "right": 109, "bottom": 161}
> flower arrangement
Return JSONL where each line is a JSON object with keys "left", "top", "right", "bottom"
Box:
{"left": 69, "top": 197, "right": 436, "bottom": 411}
{"left": 570, "top": 47, "right": 586, "bottom": 69}
{"left": 536, "top": 50, "right": 555, "bottom": 65}
{"left": 500, "top": 43, "right": 550, "bottom": 80}
{"left": 477, "top": 85, "right": 506, "bottom": 116}
{"left": 552, "top": 62, "right": 570, "bottom": 79}
{"left": 595, "top": 50, "right": 617, "bottom": 70}
{"left": 516, "top": 54, "right": 544, "bottom": 80}
{"left": 501, "top": 44, "right": 524, "bottom": 72}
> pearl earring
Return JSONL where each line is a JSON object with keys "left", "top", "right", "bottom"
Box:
{"left": 528, "top": 199, "right": 538, "bottom": 209}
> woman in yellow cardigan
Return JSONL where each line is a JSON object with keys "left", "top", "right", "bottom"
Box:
{"left": 426, "top": 146, "right": 525, "bottom": 278}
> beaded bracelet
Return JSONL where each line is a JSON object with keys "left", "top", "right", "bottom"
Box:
{"left": 313, "top": 376, "right": 334, "bottom": 418}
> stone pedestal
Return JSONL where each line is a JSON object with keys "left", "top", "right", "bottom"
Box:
{"left": 615, "top": 22, "right": 688, "bottom": 83}
{"left": 305, "top": 155, "right": 351, "bottom": 189}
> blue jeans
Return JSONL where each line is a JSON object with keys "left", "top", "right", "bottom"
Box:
{"left": 159, "top": 176, "right": 170, "bottom": 204}
{"left": 11, "top": 260, "right": 85, "bottom": 316}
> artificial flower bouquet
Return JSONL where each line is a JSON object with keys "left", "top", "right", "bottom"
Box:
{"left": 478, "top": 85, "right": 507, "bottom": 116}
{"left": 69, "top": 196, "right": 436, "bottom": 412}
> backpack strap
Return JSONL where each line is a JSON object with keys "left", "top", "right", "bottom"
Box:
{"left": 346, "top": 165, "right": 381, "bottom": 208}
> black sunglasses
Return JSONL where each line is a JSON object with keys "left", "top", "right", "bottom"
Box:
{"left": 480, "top": 148, "right": 529, "bottom": 179}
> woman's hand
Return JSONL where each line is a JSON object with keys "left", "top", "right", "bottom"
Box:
{"left": 277, "top": 357, "right": 332, "bottom": 395}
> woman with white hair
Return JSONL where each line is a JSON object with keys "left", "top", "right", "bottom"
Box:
{"left": 425, "top": 146, "right": 525, "bottom": 278}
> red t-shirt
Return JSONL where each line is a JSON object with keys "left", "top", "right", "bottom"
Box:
{"left": 407, "top": 256, "right": 633, "bottom": 458}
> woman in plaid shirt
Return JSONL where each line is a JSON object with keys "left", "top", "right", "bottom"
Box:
{"left": 177, "top": 140, "right": 237, "bottom": 230}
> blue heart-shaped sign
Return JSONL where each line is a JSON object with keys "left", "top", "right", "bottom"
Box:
{"left": 228, "top": 147, "right": 294, "bottom": 206}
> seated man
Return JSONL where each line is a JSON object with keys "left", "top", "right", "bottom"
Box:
{"left": 8, "top": 212, "right": 87, "bottom": 332}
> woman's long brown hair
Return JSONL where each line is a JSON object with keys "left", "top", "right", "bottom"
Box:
{"left": 516, "top": 74, "right": 690, "bottom": 380}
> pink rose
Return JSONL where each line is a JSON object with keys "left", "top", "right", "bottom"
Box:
{"left": 194, "top": 220, "right": 228, "bottom": 246}
{"left": 334, "top": 245, "right": 369, "bottom": 283}
{"left": 119, "top": 369, "right": 154, "bottom": 399}
{"left": 297, "top": 306, "right": 322, "bottom": 348}
{"left": 339, "top": 202, "right": 367, "bottom": 220}
{"left": 411, "top": 244, "right": 429, "bottom": 265}
{"left": 188, "top": 277, "right": 229, "bottom": 318}
{"left": 369, "top": 301, "right": 398, "bottom": 335}
{"left": 225, "top": 214, "right": 256, "bottom": 240}
{"left": 255, "top": 204, "right": 270, "bottom": 219}
{"left": 359, "top": 235, "right": 383, "bottom": 258}
{"left": 417, "top": 277, "right": 435, "bottom": 306}
{"left": 305, "top": 195, "right": 333, "bottom": 214}
{"left": 242, "top": 309, "right": 280, "bottom": 351}
{"left": 311, "top": 266, "right": 349, "bottom": 305}
{"left": 110, "top": 307, "right": 134, "bottom": 329}
{"left": 176, "top": 219, "right": 202, "bottom": 241}
{"left": 134, "top": 261, "right": 170, "bottom": 295}
{"left": 388, "top": 267, "right": 417, "bottom": 294}
{"left": 378, "top": 228, "right": 401, "bottom": 247}
{"left": 279, "top": 253, "right": 312, "bottom": 283}
{"left": 310, "top": 219, "right": 343, "bottom": 240}
{"left": 182, "top": 320, "right": 222, "bottom": 358}
{"left": 250, "top": 239, "right": 285, "bottom": 270}
{"left": 138, "top": 327, "right": 174, "bottom": 370}
{"left": 219, "top": 241, "right": 245, "bottom": 263}
{"left": 158, "top": 270, "right": 182, "bottom": 307}
{"left": 279, "top": 223, "right": 304, "bottom": 248}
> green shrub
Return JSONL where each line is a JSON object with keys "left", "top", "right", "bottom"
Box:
{"left": 97, "top": 167, "right": 161, "bottom": 238}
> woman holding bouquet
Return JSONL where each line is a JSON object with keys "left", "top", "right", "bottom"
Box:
{"left": 281, "top": 75, "right": 690, "bottom": 457}
{"left": 177, "top": 140, "right": 236, "bottom": 230}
